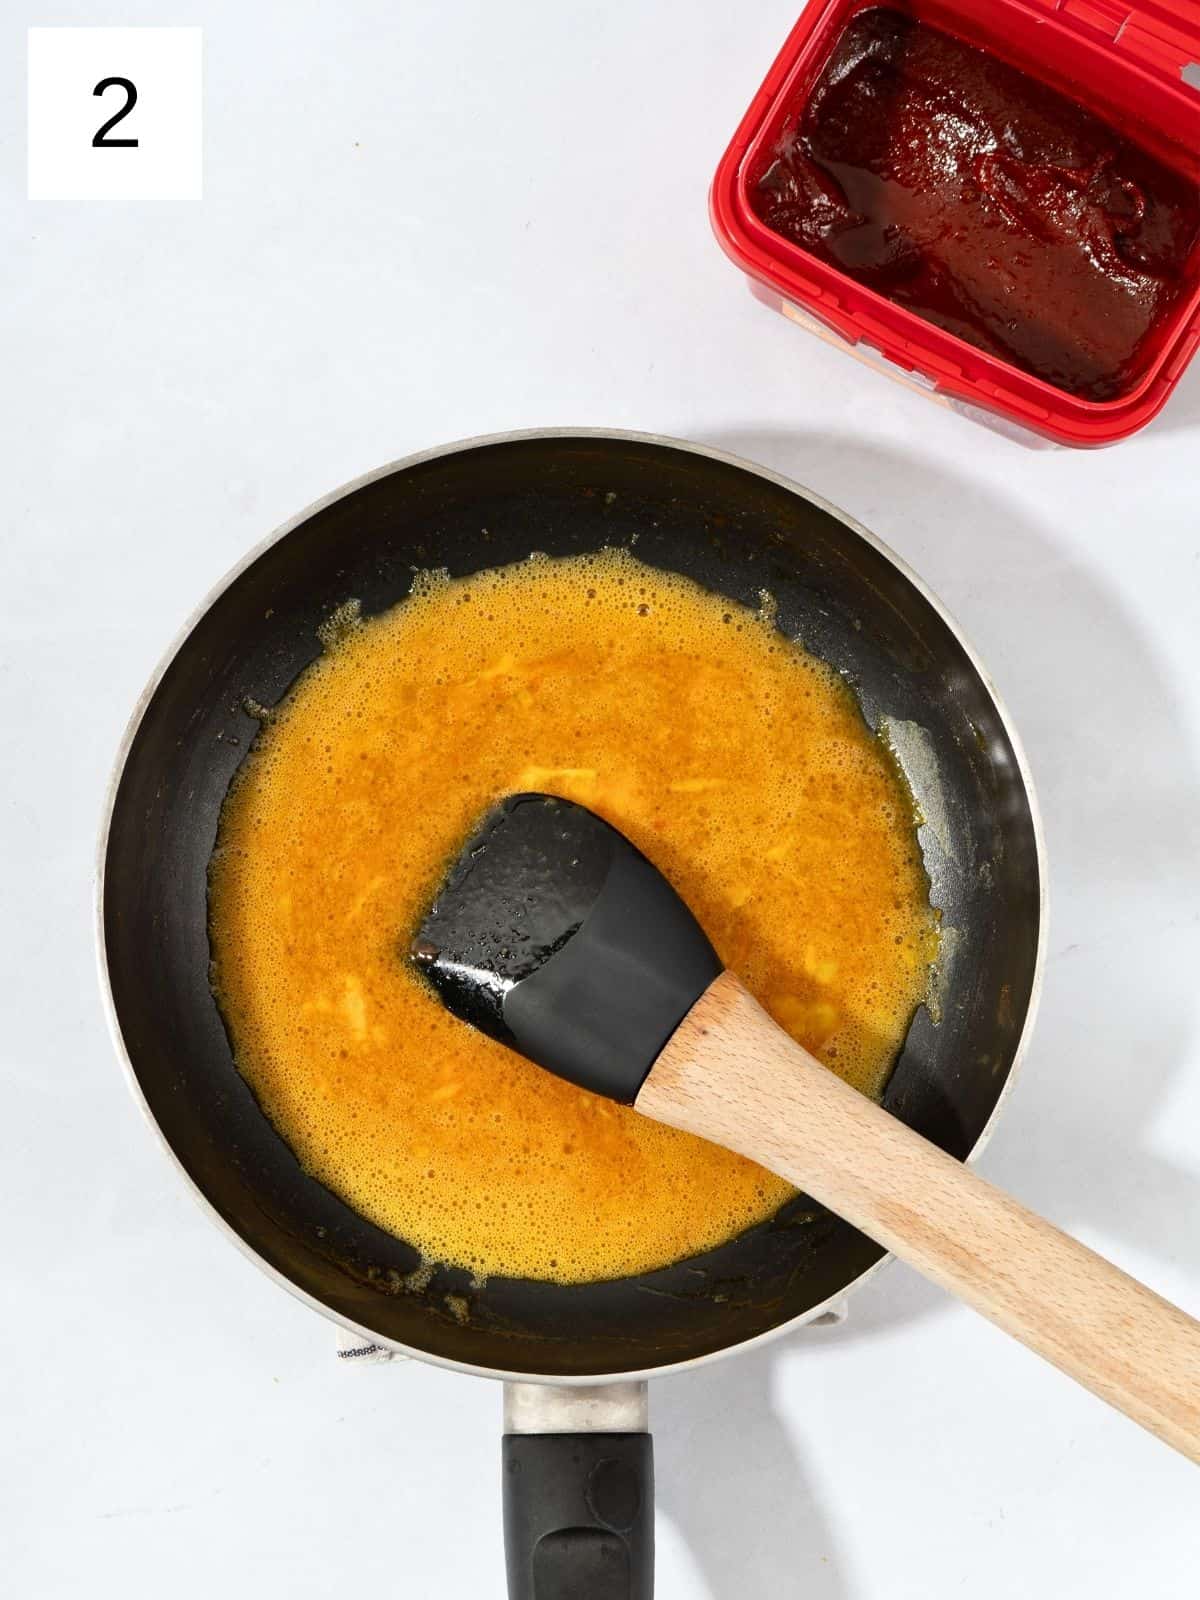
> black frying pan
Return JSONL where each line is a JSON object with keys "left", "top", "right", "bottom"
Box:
{"left": 99, "top": 431, "right": 1044, "bottom": 1598}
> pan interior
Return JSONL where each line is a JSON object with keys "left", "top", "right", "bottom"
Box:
{"left": 102, "top": 435, "right": 1041, "bottom": 1377}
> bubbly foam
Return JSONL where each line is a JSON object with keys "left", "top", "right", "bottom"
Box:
{"left": 209, "top": 548, "right": 938, "bottom": 1283}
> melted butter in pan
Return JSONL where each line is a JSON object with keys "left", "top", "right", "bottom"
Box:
{"left": 208, "top": 549, "right": 938, "bottom": 1283}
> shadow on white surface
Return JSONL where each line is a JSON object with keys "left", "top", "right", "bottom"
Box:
{"left": 656, "top": 1341, "right": 851, "bottom": 1599}
{"left": 1145, "top": 357, "right": 1200, "bottom": 437}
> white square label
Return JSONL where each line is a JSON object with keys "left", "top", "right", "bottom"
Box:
{"left": 28, "top": 27, "right": 202, "bottom": 200}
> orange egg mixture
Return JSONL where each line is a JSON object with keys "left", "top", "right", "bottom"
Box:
{"left": 209, "top": 549, "right": 937, "bottom": 1282}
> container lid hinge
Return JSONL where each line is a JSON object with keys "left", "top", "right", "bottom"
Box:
{"left": 1024, "top": 0, "right": 1200, "bottom": 72}
{"left": 1063, "top": 0, "right": 1131, "bottom": 43}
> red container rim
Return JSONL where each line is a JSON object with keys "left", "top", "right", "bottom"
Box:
{"left": 711, "top": 0, "right": 1200, "bottom": 445}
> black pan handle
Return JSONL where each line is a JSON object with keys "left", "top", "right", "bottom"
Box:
{"left": 502, "top": 1383, "right": 653, "bottom": 1600}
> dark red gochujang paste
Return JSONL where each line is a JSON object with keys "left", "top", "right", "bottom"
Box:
{"left": 753, "top": 8, "right": 1200, "bottom": 399}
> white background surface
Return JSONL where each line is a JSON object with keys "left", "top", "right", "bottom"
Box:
{"left": 3, "top": 3, "right": 1199, "bottom": 1596}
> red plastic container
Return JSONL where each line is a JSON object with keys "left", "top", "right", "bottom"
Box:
{"left": 712, "top": 0, "right": 1200, "bottom": 445}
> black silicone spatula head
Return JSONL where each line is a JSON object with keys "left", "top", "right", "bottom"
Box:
{"left": 410, "top": 793, "right": 721, "bottom": 1102}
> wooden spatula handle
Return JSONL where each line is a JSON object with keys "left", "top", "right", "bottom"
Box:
{"left": 638, "top": 971, "right": 1200, "bottom": 1462}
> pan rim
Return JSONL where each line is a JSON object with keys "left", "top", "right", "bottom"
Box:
{"left": 94, "top": 426, "right": 1048, "bottom": 1386}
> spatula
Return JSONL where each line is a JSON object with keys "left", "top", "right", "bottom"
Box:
{"left": 412, "top": 792, "right": 1200, "bottom": 1460}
